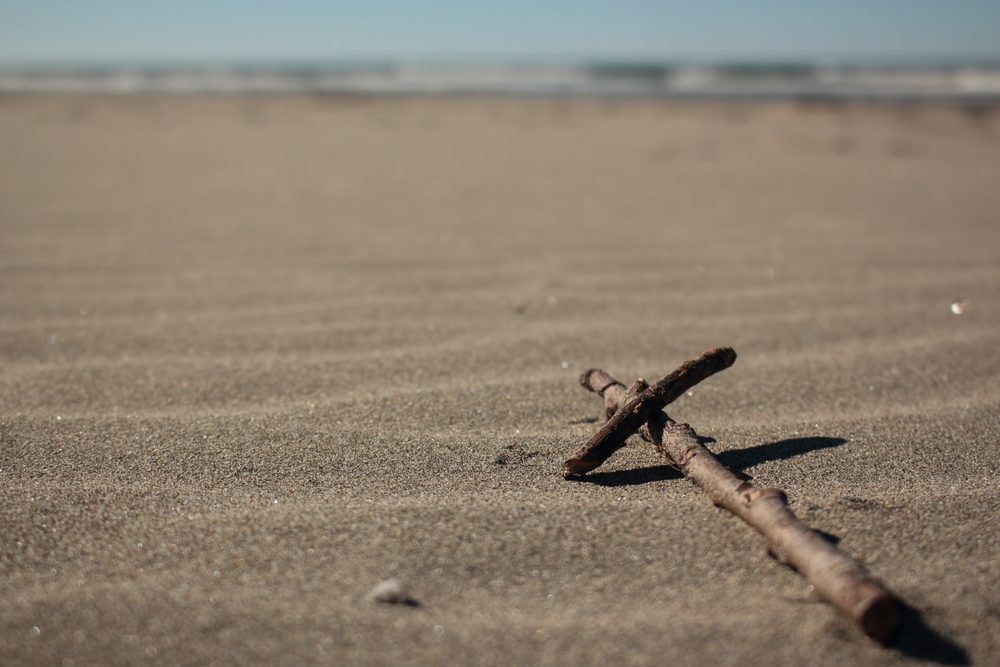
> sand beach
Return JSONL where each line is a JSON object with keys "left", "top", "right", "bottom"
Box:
{"left": 1, "top": 95, "right": 999, "bottom": 665}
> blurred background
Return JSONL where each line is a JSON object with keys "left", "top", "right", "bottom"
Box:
{"left": 2, "top": 1, "right": 1000, "bottom": 99}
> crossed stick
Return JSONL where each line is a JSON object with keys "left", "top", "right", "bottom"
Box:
{"left": 563, "top": 347, "right": 900, "bottom": 642}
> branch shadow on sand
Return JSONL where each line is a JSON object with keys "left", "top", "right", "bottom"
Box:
{"left": 885, "top": 602, "right": 970, "bottom": 665}
{"left": 572, "top": 436, "right": 847, "bottom": 487}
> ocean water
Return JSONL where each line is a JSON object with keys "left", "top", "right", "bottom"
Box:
{"left": 2, "top": 61, "right": 1000, "bottom": 101}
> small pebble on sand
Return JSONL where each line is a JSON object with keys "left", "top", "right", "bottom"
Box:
{"left": 367, "top": 577, "right": 412, "bottom": 605}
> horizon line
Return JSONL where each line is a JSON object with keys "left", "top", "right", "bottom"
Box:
{"left": 4, "top": 54, "right": 1000, "bottom": 69}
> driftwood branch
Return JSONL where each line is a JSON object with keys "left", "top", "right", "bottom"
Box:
{"left": 572, "top": 359, "right": 900, "bottom": 642}
{"left": 562, "top": 346, "right": 736, "bottom": 477}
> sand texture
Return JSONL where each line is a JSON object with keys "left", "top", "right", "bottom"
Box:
{"left": 1, "top": 96, "right": 999, "bottom": 666}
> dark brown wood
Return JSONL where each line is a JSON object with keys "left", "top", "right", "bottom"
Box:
{"left": 562, "top": 347, "right": 736, "bottom": 477}
{"left": 581, "top": 368, "right": 901, "bottom": 642}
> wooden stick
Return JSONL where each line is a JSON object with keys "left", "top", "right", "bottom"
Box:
{"left": 578, "top": 367, "right": 901, "bottom": 642}
{"left": 562, "top": 347, "right": 736, "bottom": 478}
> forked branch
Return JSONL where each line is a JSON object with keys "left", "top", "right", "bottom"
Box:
{"left": 561, "top": 346, "right": 736, "bottom": 477}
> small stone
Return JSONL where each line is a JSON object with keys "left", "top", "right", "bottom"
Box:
{"left": 367, "top": 577, "right": 411, "bottom": 605}
{"left": 950, "top": 300, "right": 968, "bottom": 315}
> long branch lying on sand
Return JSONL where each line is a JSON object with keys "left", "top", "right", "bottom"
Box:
{"left": 565, "top": 353, "right": 901, "bottom": 643}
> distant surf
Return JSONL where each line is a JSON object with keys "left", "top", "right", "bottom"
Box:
{"left": 2, "top": 61, "right": 1000, "bottom": 102}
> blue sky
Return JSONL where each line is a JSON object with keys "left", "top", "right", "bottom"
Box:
{"left": 1, "top": 1, "right": 999, "bottom": 64}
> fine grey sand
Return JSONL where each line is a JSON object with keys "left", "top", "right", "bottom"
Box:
{"left": 1, "top": 96, "right": 999, "bottom": 666}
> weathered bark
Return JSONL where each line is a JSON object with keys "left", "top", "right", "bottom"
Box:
{"left": 578, "top": 367, "right": 901, "bottom": 642}
{"left": 562, "top": 347, "right": 736, "bottom": 477}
